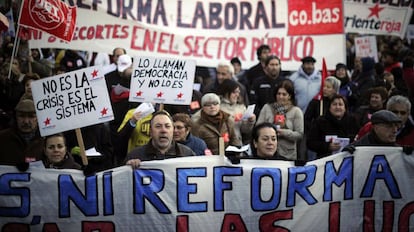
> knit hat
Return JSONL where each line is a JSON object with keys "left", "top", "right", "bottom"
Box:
{"left": 201, "top": 93, "right": 220, "bottom": 107}
{"left": 15, "top": 99, "right": 36, "bottom": 113}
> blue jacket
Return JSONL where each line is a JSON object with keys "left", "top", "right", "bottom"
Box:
{"left": 180, "top": 133, "right": 208, "bottom": 156}
{"left": 288, "top": 67, "right": 321, "bottom": 112}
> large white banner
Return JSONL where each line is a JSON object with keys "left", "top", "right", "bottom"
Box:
{"left": 31, "top": 66, "right": 114, "bottom": 136}
{"left": 26, "top": 0, "right": 346, "bottom": 70}
{"left": 1, "top": 147, "right": 414, "bottom": 231}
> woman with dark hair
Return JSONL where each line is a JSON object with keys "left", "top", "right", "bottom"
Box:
{"left": 249, "top": 122, "right": 281, "bottom": 159}
{"left": 256, "top": 79, "right": 304, "bottom": 160}
{"left": 218, "top": 79, "right": 256, "bottom": 145}
{"left": 43, "top": 133, "right": 81, "bottom": 170}
{"left": 307, "top": 94, "right": 360, "bottom": 158}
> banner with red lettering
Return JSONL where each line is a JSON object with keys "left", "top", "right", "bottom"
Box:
{"left": 26, "top": 0, "right": 346, "bottom": 70}
{"left": 19, "top": 0, "right": 77, "bottom": 42}
{"left": 1, "top": 147, "right": 414, "bottom": 231}
{"left": 344, "top": 1, "right": 413, "bottom": 37}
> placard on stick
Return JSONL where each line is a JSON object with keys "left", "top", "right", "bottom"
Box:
{"left": 129, "top": 56, "right": 196, "bottom": 105}
{"left": 31, "top": 66, "right": 114, "bottom": 137}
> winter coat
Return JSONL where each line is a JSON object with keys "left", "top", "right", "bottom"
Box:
{"left": 307, "top": 111, "right": 359, "bottom": 158}
{"left": 192, "top": 110, "right": 241, "bottom": 155}
{"left": 257, "top": 103, "right": 304, "bottom": 160}
{"left": 288, "top": 67, "right": 322, "bottom": 112}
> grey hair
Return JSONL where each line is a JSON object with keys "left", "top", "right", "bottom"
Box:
{"left": 216, "top": 61, "right": 234, "bottom": 76}
{"left": 325, "top": 76, "right": 341, "bottom": 93}
{"left": 387, "top": 95, "right": 411, "bottom": 112}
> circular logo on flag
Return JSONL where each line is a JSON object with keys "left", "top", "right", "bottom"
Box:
{"left": 28, "top": 0, "right": 64, "bottom": 30}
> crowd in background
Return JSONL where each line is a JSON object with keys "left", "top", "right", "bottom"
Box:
{"left": 0, "top": 16, "right": 414, "bottom": 171}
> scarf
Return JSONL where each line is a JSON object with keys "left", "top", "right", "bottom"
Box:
{"left": 201, "top": 110, "right": 228, "bottom": 131}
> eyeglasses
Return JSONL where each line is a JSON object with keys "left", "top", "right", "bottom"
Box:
{"left": 203, "top": 102, "right": 219, "bottom": 107}
{"left": 390, "top": 110, "right": 407, "bottom": 115}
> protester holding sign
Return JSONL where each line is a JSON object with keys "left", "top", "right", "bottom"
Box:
{"left": 42, "top": 133, "right": 81, "bottom": 170}
{"left": 125, "top": 110, "right": 196, "bottom": 168}
{"left": 0, "top": 99, "right": 43, "bottom": 168}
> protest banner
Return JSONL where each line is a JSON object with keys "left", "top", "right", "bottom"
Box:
{"left": 344, "top": 2, "right": 413, "bottom": 38}
{"left": 1, "top": 147, "right": 414, "bottom": 231}
{"left": 354, "top": 36, "right": 379, "bottom": 62}
{"left": 129, "top": 56, "right": 195, "bottom": 105}
{"left": 18, "top": 0, "right": 77, "bottom": 42}
{"left": 26, "top": 0, "right": 346, "bottom": 70}
{"left": 31, "top": 66, "right": 114, "bottom": 136}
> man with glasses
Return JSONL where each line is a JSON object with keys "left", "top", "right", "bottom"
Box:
{"left": 352, "top": 110, "right": 402, "bottom": 146}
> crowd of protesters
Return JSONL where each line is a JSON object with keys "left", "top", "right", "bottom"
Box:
{"left": 0, "top": 30, "right": 413, "bottom": 172}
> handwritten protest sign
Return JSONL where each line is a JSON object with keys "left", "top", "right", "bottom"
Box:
{"left": 129, "top": 56, "right": 196, "bottom": 105}
{"left": 31, "top": 66, "right": 114, "bottom": 136}
{"left": 355, "top": 36, "right": 378, "bottom": 62}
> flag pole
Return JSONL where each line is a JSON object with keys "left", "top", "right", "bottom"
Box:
{"left": 8, "top": 1, "right": 25, "bottom": 79}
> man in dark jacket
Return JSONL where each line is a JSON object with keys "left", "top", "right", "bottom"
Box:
{"left": 125, "top": 111, "right": 196, "bottom": 168}
{"left": 352, "top": 110, "right": 402, "bottom": 146}
{"left": 0, "top": 99, "right": 43, "bottom": 167}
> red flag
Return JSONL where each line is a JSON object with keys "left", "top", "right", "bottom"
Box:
{"left": 314, "top": 57, "right": 328, "bottom": 100}
{"left": 19, "top": 0, "right": 76, "bottom": 42}
{"left": 0, "top": 12, "right": 9, "bottom": 32}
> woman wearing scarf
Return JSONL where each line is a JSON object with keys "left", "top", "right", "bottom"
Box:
{"left": 256, "top": 80, "right": 304, "bottom": 160}
{"left": 192, "top": 93, "right": 241, "bottom": 155}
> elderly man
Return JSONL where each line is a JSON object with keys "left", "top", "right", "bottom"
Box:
{"left": 387, "top": 95, "right": 414, "bottom": 146}
{"left": 352, "top": 110, "right": 402, "bottom": 146}
{"left": 125, "top": 111, "right": 196, "bottom": 168}
{"left": 0, "top": 99, "right": 43, "bottom": 167}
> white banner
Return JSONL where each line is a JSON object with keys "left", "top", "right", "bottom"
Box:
{"left": 1, "top": 147, "right": 414, "bottom": 231}
{"left": 26, "top": 0, "right": 346, "bottom": 70}
{"left": 355, "top": 36, "right": 379, "bottom": 62}
{"left": 31, "top": 66, "right": 114, "bottom": 136}
{"left": 344, "top": 1, "right": 413, "bottom": 37}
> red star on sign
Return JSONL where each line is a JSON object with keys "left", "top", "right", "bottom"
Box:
{"left": 44, "top": 117, "right": 51, "bottom": 126}
{"left": 177, "top": 92, "right": 183, "bottom": 99}
{"left": 91, "top": 69, "right": 99, "bottom": 78}
{"left": 136, "top": 91, "right": 143, "bottom": 97}
{"left": 368, "top": 4, "right": 384, "bottom": 18}
{"left": 157, "top": 91, "right": 163, "bottom": 98}
{"left": 100, "top": 107, "right": 108, "bottom": 116}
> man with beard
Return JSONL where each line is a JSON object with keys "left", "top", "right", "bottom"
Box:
{"left": 288, "top": 56, "right": 322, "bottom": 112}
{"left": 249, "top": 55, "right": 285, "bottom": 116}
{"left": 125, "top": 111, "right": 196, "bottom": 168}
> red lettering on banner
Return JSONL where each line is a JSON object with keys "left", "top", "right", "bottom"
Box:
{"left": 329, "top": 202, "right": 340, "bottom": 232}
{"left": 259, "top": 210, "right": 292, "bottom": 231}
{"left": 176, "top": 215, "right": 189, "bottom": 232}
{"left": 82, "top": 221, "right": 115, "bottom": 231}
{"left": 399, "top": 202, "right": 414, "bottom": 231}
{"left": 131, "top": 26, "right": 179, "bottom": 54}
{"left": 221, "top": 214, "right": 247, "bottom": 232}
{"left": 2, "top": 223, "right": 29, "bottom": 232}
{"left": 43, "top": 223, "right": 60, "bottom": 232}
{"left": 287, "top": 0, "right": 343, "bottom": 36}
{"left": 364, "top": 200, "right": 396, "bottom": 231}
